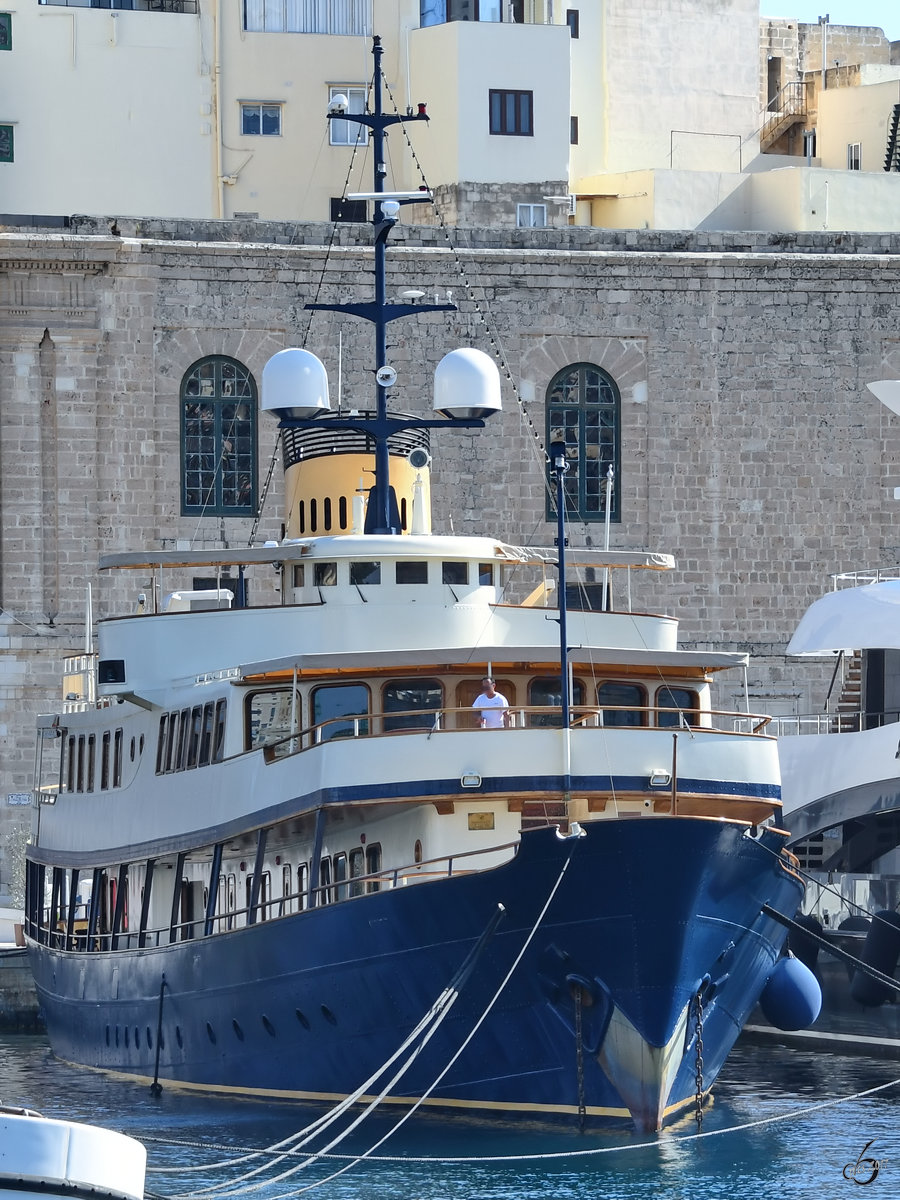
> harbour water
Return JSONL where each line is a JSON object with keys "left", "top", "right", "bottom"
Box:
{"left": 2, "top": 1034, "right": 898, "bottom": 1199}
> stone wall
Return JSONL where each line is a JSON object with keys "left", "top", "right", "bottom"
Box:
{"left": 3, "top": 219, "right": 900, "bottom": 902}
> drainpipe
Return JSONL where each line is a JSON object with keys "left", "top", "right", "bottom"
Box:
{"left": 819, "top": 14, "right": 828, "bottom": 92}
{"left": 212, "top": 0, "right": 225, "bottom": 218}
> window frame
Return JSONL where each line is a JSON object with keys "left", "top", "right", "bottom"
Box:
{"left": 489, "top": 89, "right": 533, "bottom": 137}
{"left": 240, "top": 102, "right": 283, "bottom": 137}
{"left": 0, "top": 13, "right": 11, "bottom": 50}
{"left": 517, "top": 203, "right": 547, "bottom": 228}
{"left": 847, "top": 142, "right": 862, "bottom": 171}
{"left": 0, "top": 123, "right": 13, "bottom": 164}
{"left": 328, "top": 86, "right": 369, "bottom": 147}
{"left": 545, "top": 362, "right": 621, "bottom": 523}
{"left": 180, "top": 356, "right": 258, "bottom": 517}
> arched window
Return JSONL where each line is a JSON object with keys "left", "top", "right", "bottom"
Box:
{"left": 546, "top": 363, "right": 620, "bottom": 523}
{"left": 181, "top": 357, "right": 257, "bottom": 516}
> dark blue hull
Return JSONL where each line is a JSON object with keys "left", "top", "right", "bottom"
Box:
{"left": 27, "top": 819, "right": 803, "bottom": 1130}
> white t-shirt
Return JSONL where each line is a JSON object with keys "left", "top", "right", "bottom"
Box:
{"left": 472, "top": 692, "right": 509, "bottom": 728}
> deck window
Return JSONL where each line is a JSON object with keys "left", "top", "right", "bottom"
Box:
{"left": 350, "top": 561, "right": 381, "bottom": 586}
{"left": 314, "top": 561, "right": 338, "bottom": 587}
{"left": 528, "top": 678, "right": 584, "bottom": 727}
{"left": 383, "top": 680, "right": 443, "bottom": 731}
{"left": 442, "top": 562, "right": 468, "bottom": 585}
{"left": 349, "top": 848, "right": 365, "bottom": 897}
{"left": 478, "top": 563, "right": 494, "bottom": 585}
{"left": 333, "top": 853, "right": 349, "bottom": 901}
{"left": 597, "top": 682, "right": 646, "bottom": 726}
{"left": 656, "top": 687, "right": 699, "bottom": 727}
{"left": 365, "top": 843, "right": 382, "bottom": 891}
{"left": 312, "top": 683, "right": 370, "bottom": 742}
{"left": 396, "top": 561, "right": 428, "bottom": 585}
{"left": 246, "top": 688, "right": 301, "bottom": 755}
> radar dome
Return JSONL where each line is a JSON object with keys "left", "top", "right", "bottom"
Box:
{"left": 262, "top": 348, "right": 331, "bottom": 420}
{"left": 433, "top": 348, "right": 501, "bottom": 420}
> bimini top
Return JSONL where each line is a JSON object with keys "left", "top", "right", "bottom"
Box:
{"left": 787, "top": 579, "right": 900, "bottom": 655}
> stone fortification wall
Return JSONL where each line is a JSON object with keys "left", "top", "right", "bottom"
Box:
{"left": 2, "top": 220, "right": 900, "bottom": 901}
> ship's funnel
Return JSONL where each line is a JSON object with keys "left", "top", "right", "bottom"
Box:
{"left": 262, "top": 349, "right": 331, "bottom": 419}
{"left": 280, "top": 417, "right": 431, "bottom": 539}
{"left": 434, "top": 348, "right": 501, "bottom": 420}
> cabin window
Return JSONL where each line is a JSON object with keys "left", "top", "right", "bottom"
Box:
{"left": 546, "top": 363, "right": 620, "bottom": 523}
{"left": 319, "top": 858, "right": 332, "bottom": 905}
{"left": 212, "top": 700, "right": 227, "bottom": 763}
{"left": 366, "top": 843, "right": 382, "bottom": 892}
{"left": 349, "top": 848, "right": 365, "bottom": 897}
{"left": 217, "top": 873, "right": 237, "bottom": 931}
{"left": 314, "top": 561, "right": 338, "bottom": 587}
{"left": 246, "top": 689, "right": 302, "bottom": 756}
{"left": 312, "top": 683, "right": 370, "bottom": 742}
{"left": 442, "top": 562, "right": 468, "bottom": 585}
{"left": 528, "top": 678, "right": 584, "bottom": 727}
{"left": 478, "top": 563, "right": 494, "bottom": 586}
{"left": 198, "top": 702, "right": 215, "bottom": 766}
{"left": 281, "top": 865, "right": 293, "bottom": 915}
{"left": 656, "top": 687, "right": 699, "bottom": 727}
{"left": 246, "top": 872, "right": 270, "bottom": 922}
{"left": 87, "top": 735, "right": 96, "bottom": 792}
{"left": 181, "top": 356, "right": 257, "bottom": 517}
{"left": 383, "top": 680, "right": 443, "bottom": 731}
{"left": 333, "top": 853, "right": 349, "bottom": 902}
{"left": 113, "top": 729, "right": 123, "bottom": 787}
{"left": 101, "top": 731, "right": 111, "bottom": 789}
{"left": 396, "top": 561, "right": 428, "bottom": 585}
{"left": 156, "top": 716, "right": 168, "bottom": 774}
{"left": 66, "top": 736, "right": 75, "bottom": 793}
{"left": 292, "top": 564, "right": 305, "bottom": 588}
{"left": 76, "top": 736, "right": 85, "bottom": 792}
{"left": 176, "top": 708, "right": 191, "bottom": 769}
{"left": 597, "top": 682, "right": 646, "bottom": 727}
{"left": 187, "top": 706, "right": 203, "bottom": 768}
{"left": 350, "top": 561, "right": 381, "bottom": 586}
{"left": 297, "top": 863, "right": 309, "bottom": 910}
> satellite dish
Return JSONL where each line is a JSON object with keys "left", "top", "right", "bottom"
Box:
{"left": 868, "top": 380, "right": 900, "bottom": 417}
{"left": 408, "top": 447, "right": 431, "bottom": 470}
{"left": 376, "top": 365, "right": 397, "bottom": 387}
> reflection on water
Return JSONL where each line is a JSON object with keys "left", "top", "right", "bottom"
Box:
{"left": 2, "top": 1036, "right": 898, "bottom": 1200}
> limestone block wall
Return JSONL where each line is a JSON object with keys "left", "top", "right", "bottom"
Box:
{"left": 3, "top": 219, "right": 900, "bottom": 902}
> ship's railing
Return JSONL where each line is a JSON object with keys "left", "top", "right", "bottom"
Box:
{"left": 767, "top": 709, "right": 900, "bottom": 736}
{"left": 29, "top": 841, "right": 519, "bottom": 952}
{"left": 261, "top": 703, "right": 773, "bottom": 761}
{"left": 830, "top": 566, "right": 900, "bottom": 589}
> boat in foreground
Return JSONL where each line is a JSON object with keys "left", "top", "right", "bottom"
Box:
{"left": 775, "top": 565, "right": 900, "bottom": 1047}
{"left": 23, "top": 37, "right": 814, "bottom": 1133}
{"left": 0, "top": 1107, "right": 145, "bottom": 1200}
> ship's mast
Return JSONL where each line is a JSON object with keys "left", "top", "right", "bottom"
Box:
{"left": 298, "top": 35, "right": 491, "bottom": 535}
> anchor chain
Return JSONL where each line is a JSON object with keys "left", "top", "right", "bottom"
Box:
{"left": 573, "top": 984, "right": 586, "bottom": 1130}
{"left": 694, "top": 987, "right": 704, "bottom": 1128}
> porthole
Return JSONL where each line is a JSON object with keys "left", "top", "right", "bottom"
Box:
{"left": 295, "top": 1009, "right": 310, "bottom": 1030}
{"left": 233, "top": 1019, "right": 244, "bottom": 1041}
{"left": 414, "top": 839, "right": 423, "bottom": 864}
{"left": 124, "top": 1027, "right": 130, "bottom": 1048}
{"left": 262, "top": 1014, "right": 276, "bottom": 1038}
{"left": 206, "top": 1022, "right": 216, "bottom": 1044}
{"left": 135, "top": 1027, "right": 140, "bottom": 1049}
{"left": 115, "top": 1026, "right": 120, "bottom": 1047}
{"left": 130, "top": 737, "right": 136, "bottom": 762}
{"left": 105, "top": 1025, "right": 110, "bottom": 1047}
{"left": 175, "top": 1025, "right": 183, "bottom": 1049}
{"left": 321, "top": 1005, "right": 337, "bottom": 1026}
{"left": 146, "top": 1028, "right": 153, "bottom": 1050}
{"left": 139, "top": 734, "right": 145, "bottom": 755}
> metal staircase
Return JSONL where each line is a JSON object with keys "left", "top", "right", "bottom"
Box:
{"left": 760, "top": 81, "right": 809, "bottom": 152}
{"left": 885, "top": 103, "right": 900, "bottom": 172}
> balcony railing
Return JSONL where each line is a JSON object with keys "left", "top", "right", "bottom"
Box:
{"left": 39, "top": 0, "right": 198, "bottom": 12}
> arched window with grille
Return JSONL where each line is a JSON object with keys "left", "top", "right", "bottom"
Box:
{"left": 181, "top": 357, "right": 258, "bottom": 516}
{"left": 545, "top": 363, "right": 620, "bottom": 522}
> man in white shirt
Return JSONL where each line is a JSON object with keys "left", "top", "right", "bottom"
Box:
{"left": 472, "top": 677, "right": 509, "bottom": 728}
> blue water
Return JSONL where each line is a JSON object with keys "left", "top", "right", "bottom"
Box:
{"left": 2, "top": 1035, "right": 898, "bottom": 1199}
